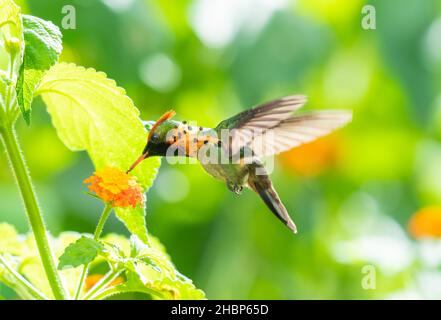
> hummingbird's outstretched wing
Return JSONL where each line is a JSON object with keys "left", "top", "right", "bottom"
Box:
{"left": 216, "top": 95, "right": 351, "bottom": 156}
{"left": 247, "top": 110, "right": 352, "bottom": 157}
{"left": 215, "top": 95, "right": 307, "bottom": 154}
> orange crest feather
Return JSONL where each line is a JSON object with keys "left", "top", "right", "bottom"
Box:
{"left": 147, "top": 110, "right": 176, "bottom": 142}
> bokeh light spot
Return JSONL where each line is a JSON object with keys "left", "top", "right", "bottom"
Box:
{"left": 155, "top": 168, "right": 190, "bottom": 203}
{"left": 101, "top": 0, "right": 135, "bottom": 12}
{"left": 139, "top": 54, "right": 181, "bottom": 92}
{"left": 189, "top": 0, "right": 287, "bottom": 48}
{"left": 422, "top": 17, "right": 441, "bottom": 71}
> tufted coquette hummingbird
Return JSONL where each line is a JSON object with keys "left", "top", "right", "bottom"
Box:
{"left": 128, "top": 95, "right": 352, "bottom": 234}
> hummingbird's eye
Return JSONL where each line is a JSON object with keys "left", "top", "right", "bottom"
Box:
{"left": 150, "top": 133, "right": 160, "bottom": 143}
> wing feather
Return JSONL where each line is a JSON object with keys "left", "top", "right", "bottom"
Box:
{"left": 216, "top": 95, "right": 307, "bottom": 154}
{"left": 248, "top": 110, "right": 352, "bottom": 156}
{"left": 215, "top": 95, "right": 352, "bottom": 156}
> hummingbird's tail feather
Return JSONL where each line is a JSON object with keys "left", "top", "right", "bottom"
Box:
{"left": 248, "top": 163, "right": 297, "bottom": 234}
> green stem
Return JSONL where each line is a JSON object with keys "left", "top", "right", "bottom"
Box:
{"left": 93, "top": 204, "right": 113, "bottom": 239}
{"left": 0, "top": 255, "right": 48, "bottom": 300}
{"left": 74, "top": 204, "right": 113, "bottom": 300}
{"left": 0, "top": 273, "right": 35, "bottom": 300}
{"left": 83, "top": 269, "right": 122, "bottom": 300}
{"left": 0, "top": 126, "right": 68, "bottom": 300}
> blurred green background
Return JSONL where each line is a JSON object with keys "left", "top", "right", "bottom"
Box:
{"left": 2, "top": 0, "right": 441, "bottom": 299}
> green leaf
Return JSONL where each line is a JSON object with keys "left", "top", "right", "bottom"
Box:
{"left": 101, "top": 234, "right": 131, "bottom": 258}
{"left": 150, "top": 276, "right": 206, "bottom": 300}
{"left": 18, "top": 15, "right": 62, "bottom": 71}
{"left": 111, "top": 234, "right": 205, "bottom": 300}
{"left": 0, "top": 0, "right": 24, "bottom": 80}
{"left": 122, "top": 262, "right": 166, "bottom": 299}
{"left": 58, "top": 236, "right": 104, "bottom": 270}
{"left": 20, "top": 232, "right": 83, "bottom": 299}
{"left": 16, "top": 14, "right": 62, "bottom": 124}
{"left": 36, "top": 63, "right": 161, "bottom": 242}
{"left": 114, "top": 207, "right": 150, "bottom": 244}
{"left": 125, "top": 260, "right": 205, "bottom": 300}
{"left": 130, "top": 235, "right": 175, "bottom": 275}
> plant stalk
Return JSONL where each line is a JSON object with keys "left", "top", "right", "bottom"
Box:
{"left": 83, "top": 269, "right": 122, "bottom": 300}
{"left": 0, "top": 255, "right": 48, "bottom": 300}
{"left": 74, "top": 204, "right": 113, "bottom": 299}
{"left": 93, "top": 204, "right": 113, "bottom": 239}
{"left": 0, "top": 125, "right": 68, "bottom": 300}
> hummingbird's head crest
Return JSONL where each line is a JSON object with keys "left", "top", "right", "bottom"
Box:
{"left": 147, "top": 110, "right": 176, "bottom": 144}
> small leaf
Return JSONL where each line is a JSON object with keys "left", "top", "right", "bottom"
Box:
{"left": 58, "top": 236, "right": 104, "bottom": 270}
{"left": 36, "top": 63, "right": 161, "bottom": 242}
{"left": 16, "top": 14, "right": 62, "bottom": 124}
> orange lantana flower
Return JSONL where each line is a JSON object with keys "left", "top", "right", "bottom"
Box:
{"left": 84, "top": 167, "right": 144, "bottom": 208}
{"left": 85, "top": 274, "right": 124, "bottom": 291}
{"left": 408, "top": 206, "right": 441, "bottom": 239}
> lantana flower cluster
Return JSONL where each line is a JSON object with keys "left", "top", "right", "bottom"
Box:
{"left": 84, "top": 167, "right": 144, "bottom": 208}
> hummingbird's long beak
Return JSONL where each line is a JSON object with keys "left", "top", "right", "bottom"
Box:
{"left": 127, "top": 152, "right": 148, "bottom": 173}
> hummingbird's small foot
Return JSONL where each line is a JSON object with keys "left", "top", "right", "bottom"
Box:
{"left": 234, "top": 185, "right": 243, "bottom": 195}
{"left": 227, "top": 181, "right": 243, "bottom": 195}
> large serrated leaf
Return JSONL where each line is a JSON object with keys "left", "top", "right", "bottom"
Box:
{"left": 36, "top": 63, "right": 161, "bottom": 242}
{"left": 16, "top": 14, "right": 62, "bottom": 124}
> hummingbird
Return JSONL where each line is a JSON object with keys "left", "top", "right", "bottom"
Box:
{"left": 128, "top": 95, "right": 352, "bottom": 233}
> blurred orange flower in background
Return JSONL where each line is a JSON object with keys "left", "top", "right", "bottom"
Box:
{"left": 408, "top": 206, "right": 441, "bottom": 239}
{"left": 85, "top": 274, "right": 124, "bottom": 291}
{"left": 278, "top": 134, "right": 341, "bottom": 177}
{"left": 84, "top": 167, "right": 144, "bottom": 208}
